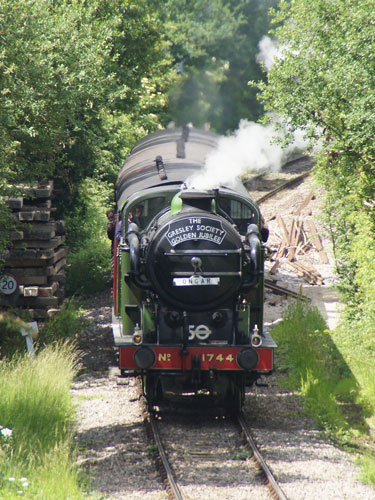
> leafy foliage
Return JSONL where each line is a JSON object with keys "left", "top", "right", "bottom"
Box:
{"left": 260, "top": 2, "right": 375, "bottom": 483}
{"left": 38, "top": 301, "right": 88, "bottom": 346}
{"left": 156, "top": 0, "right": 278, "bottom": 132}
{"left": 0, "top": 0, "right": 177, "bottom": 288}
{"left": 258, "top": 0, "right": 375, "bottom": 337}
{"left": 0, "top": 0, "right": 176, "bottom": 220}
{"left": 65, "top": 179, "right": 113, "bottom": 296}
{"left": 271, "top": 301, "right": 363, "bottom": 435}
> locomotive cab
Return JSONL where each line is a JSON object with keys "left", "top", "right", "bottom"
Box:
{"left": 112, "top": 127, "right": 276, "bottom": 413}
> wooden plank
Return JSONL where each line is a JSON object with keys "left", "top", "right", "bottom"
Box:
{"left": 10, "top": 230, "right": 24, "bottom": 240}
{"left": 52, "top": 258, "right": 66, "bottom": 275}
{"left": 23, "top": 287, "right": 39, "bottom": 297}
{"left": 287, "top": 218, "right": 296, "bottom": 261}
{"left": 277, "top": 215, "right": 290, "bottom": 246}
{"left": 293, "top": 192, "right": 315, "bottom": 215}
{"left": 7, "top": 266, "right": 52, "bottom": 277}
{"left": 49, "top": 271, "right": 66, "bottom": 285}
{"left": 6, "top": 246, "right": 65, "bottom": 264}
{"left": 18, "top": 211, "right": 35, "bottom": 221}
{"left": 22, "top": 200, "right": 52, "bottom": 210}
{"left": 270, "top": 260, "right": 281, "bottom": 274}
{"left": 8, "top": 275, "right": 48, "bottom": 286}
{"left": 265, "top": 215, "right": 276, "bottom": 223}
{"left": 23, "top": 228, "right": 56, "bottom": 240}
{"left": 305, "top": 219, "right": 323, "bottom": 250}
{"left": 294, "top": 218, "right": 303, "bottom": 246}
{"left": 48, "top": 246, "right": 68, "bottom": 265}
{"left": 13, "top": 235, "right": 65, "bottom": 249}
{"left": 5, "top": 197, "right": 24, "bottom": 209}
{"left": 55, "top": 220, "right": 66, "bottom": 235}
{"left": 8, "top": 246, "right": 68, "bottom": 267}
{"left": 287, "top": 261, "right": 324, "bottom": 285}
{"left": 25, "top": 309, "right": 49, "bottom": 320}
{"left": 34, "top": 210, "right": 51, "bottom": 222}
{"left": 14, "top": 296, "right": 59, "bottom": 307}
{"left": 288, "top": 217, "right": 303, "bottom": 261}
{"left": 32, "top": 180, "right": 54, "bottom": 198}
{"left": 17, "top": 210, "right": 51, "bottom": 222}
{"left": 305, "top": 219, "right": 329, "bottom": 264}
{"left": 39, "top": 282, "right": 59, "bottom": 297}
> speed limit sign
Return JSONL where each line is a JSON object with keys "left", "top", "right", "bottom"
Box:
{"left": 0, "top": 274, "right": 18, "bottom": 296}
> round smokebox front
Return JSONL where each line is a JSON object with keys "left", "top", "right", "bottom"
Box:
{"left": 146, "top": 213, "right": 243, "bottom": 310}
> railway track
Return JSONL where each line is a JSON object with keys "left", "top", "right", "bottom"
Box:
{"left": 265, "top": 279, "right": 310, "bottom": 302}
{"left": 245, "top": 155, "right": 314, "bottom": 207}
{"left": 136, "top": 156, "right": 312, "bottom": 500}
{"left": 255, "top": 171, "right": 311, "bottom": 205}
{"left": 140, "top": 387, "right": 288, "bottom": 500}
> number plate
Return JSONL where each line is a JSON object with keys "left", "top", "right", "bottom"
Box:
{"left": 173, "top": 276, "right": 220, "bottom": 286}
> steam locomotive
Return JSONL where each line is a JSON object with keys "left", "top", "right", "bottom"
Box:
{"left": 112, "top": 126, "right": 276, "bottom": 413}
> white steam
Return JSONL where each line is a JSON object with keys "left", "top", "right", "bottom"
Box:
{"left": 256, "top": 36, "right": 283, "bottom": 71}
{"left": 186, "top": 119, "right": 308, "bottom": 190}
{"left": 185, "top": 35, "right": 310, "bottom": 191}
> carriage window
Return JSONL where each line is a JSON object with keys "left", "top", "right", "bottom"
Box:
{"left": 219, "top": 197, "right": 255, "bottom": 234}
{"left": 229, "top": 200, "right": 253, "bottom": 220}
{"left": 127, "top": 196, "right": 170, "bottom": 230}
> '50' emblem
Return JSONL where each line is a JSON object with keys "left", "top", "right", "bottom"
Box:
{"left": 188, "top": 324, "right": 212, "bottom": 340}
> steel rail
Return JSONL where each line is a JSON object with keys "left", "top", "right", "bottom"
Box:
{"left": 149, "top": 414, "right": 185, "bottom": 500}
{"left": 237, "top": 412, "right": 288, "bottom": 500}
{"left": 255, "top": 171, "right": 311, "bottom": 205}
{"left": 265, "top": 279, "right": 310, "bottom": 302}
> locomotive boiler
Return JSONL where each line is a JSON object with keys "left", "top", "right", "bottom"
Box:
{"left": 112, "top": 126, "right": 276, "bottom": 413}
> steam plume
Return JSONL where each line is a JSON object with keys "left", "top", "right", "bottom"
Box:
{"left": 256, "top": 36, "right": 283, "bottom": 71}
{"left": 186, "top": 119, "right": 308, "bottom": 190}
{"left": 185, "top": 35, "right": 309, "bottom": 191}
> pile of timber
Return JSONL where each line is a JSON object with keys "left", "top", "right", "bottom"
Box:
{"left": 1, "top": 181, "right": 67, "bottom": 319}
{"left": 267, "top": 191, "right": 328, "bottom": 285}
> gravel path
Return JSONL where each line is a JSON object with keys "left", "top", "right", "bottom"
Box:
{"left": 72, "top": 292, "right": 162, "bottom": 500}
{"left": 244, "top": 378, "right": 375, "bottom": 500}
{"left": 72, "top": 166, "right": 375, "bottom": 499}
{"left": 72, "top": 289, "right": 375, "bottom": 500}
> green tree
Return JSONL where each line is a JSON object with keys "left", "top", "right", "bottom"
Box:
{"left": 259, "top": 0, "right": 375, "bottom": 193}
{"left": 155, "top": 0, "right": 277, "bottom": 133}
{"left": 257, "top": 0, "right": 375, "bottom": 317}
{"left": 0, "top": 0, "right": 176, "bottom": 253}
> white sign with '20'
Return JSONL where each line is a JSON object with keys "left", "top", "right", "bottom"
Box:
{"left": 0, "top": 274, "right": 18, "bottom": 295}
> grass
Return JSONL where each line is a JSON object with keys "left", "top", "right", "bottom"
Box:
{"left": 0, "top": 299, "right": 88, "bottom": 359}
{"left": 0, "top": 342, "right": 89, "bottom": 499}
{"left": 271, "top": 299, "right": 375, "bottom": 485}
{"left": 38, "top": 299, "right": 89, "bottom": 344}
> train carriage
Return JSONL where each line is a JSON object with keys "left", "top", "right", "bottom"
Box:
{"left": 112, "top": 126, "right": 276, "bottom": 413}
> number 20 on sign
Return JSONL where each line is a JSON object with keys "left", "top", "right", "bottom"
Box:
{"left": 0, "top": 275, "right": 18, "bottom": 296}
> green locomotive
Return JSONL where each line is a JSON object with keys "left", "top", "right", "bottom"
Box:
{"left": 112, "top": 126, "right": 276, "bottom": 412}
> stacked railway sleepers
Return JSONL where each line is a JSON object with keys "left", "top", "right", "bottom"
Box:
{"left": 1, "top": 181, "right": 67, "bottom": 320}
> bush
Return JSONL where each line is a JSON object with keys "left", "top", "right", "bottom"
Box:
{"left": 0, "top": 313, "right": 31, "bottom": 357}
{"left": 38, "top": 300, "right": 88, "bottom": 345}
{"left": 271, "top": 300, "right": 360, "bottom": 435}
{"left": 66, "top": 242, "right": 112, "bottom": 296}
{"left": 65, "top": 178, "right": 113, "bottom": 297}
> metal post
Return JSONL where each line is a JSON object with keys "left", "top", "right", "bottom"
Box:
{"left": 20, "top": 321, "right": 38, "bottom": 359}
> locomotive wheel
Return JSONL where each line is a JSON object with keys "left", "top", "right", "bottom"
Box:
{"left": 210, "top": 374, "right": 244, "bottom": 415}
{"left": 144, "top": 374, "right": 163, "bottom": 410}
{"left": 224, "top": 375, "right": 244, "bottom": 416}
